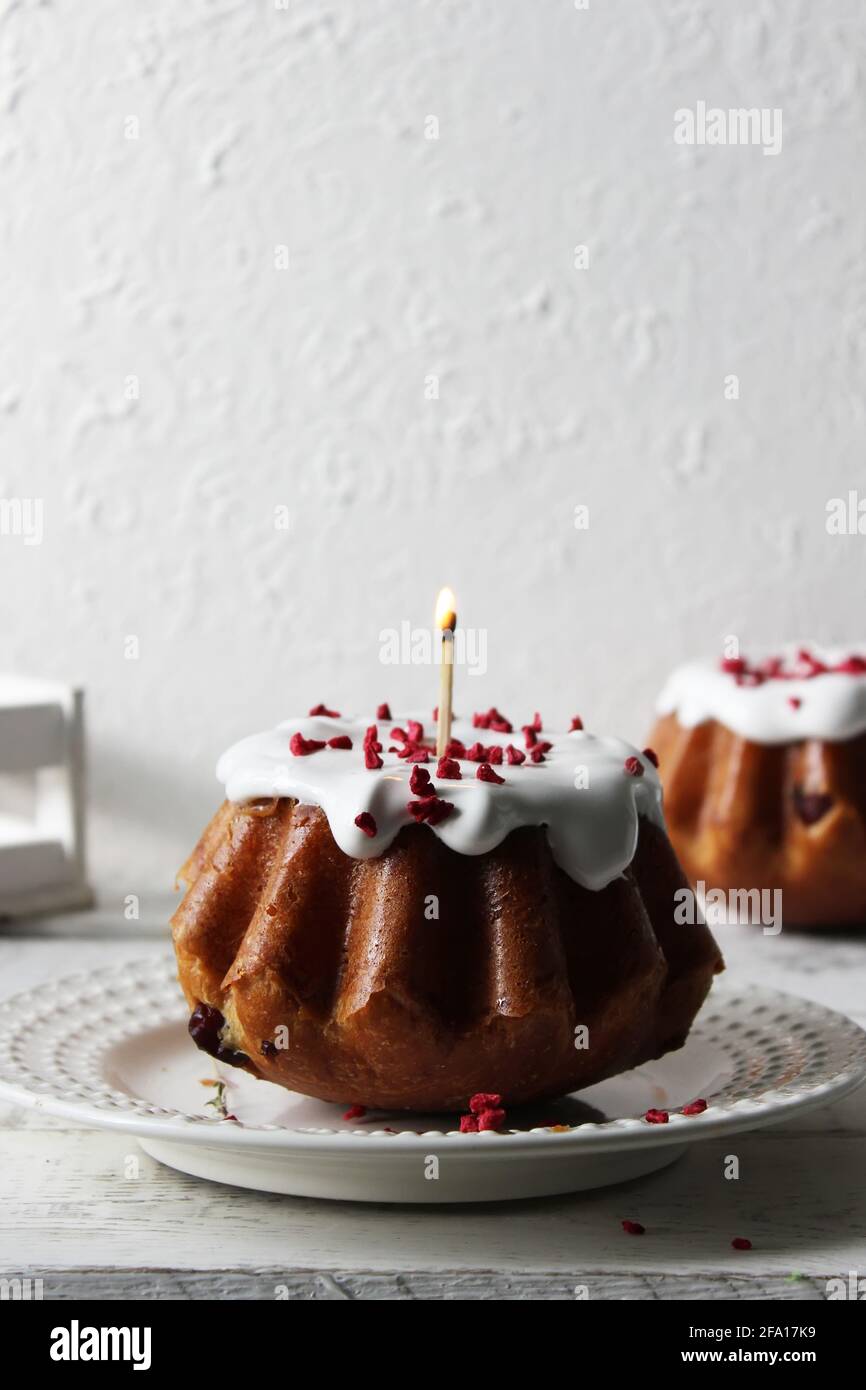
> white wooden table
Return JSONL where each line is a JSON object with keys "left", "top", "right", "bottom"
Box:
{"left": 1, "top": 905, "right": 864, "bottom": 1300}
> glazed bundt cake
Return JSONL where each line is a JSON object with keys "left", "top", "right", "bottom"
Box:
{"left": 651, "top": 648, "right": 866, "bottom": 929}
{"left": 171, "top": 711, "right": 723, "bottom": 1111}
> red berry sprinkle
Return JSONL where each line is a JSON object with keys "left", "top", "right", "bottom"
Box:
{"left": 644, "top": 1108, "right": 669, "bottom": 1125}
{"left": 343, "top": 1104, "right": 367, "bottom": 1121}
{"left": 407, "top": 795, "right": 454, "bottom": 826}
{"left": 459, "top": 1114, "right": 479, "bottom": 1133}
{"left": 477, "top": 1108, "right": 506, "bottom": 1132}
{"left": 363, "top": 724, "right": 382, "bottom": 749}
{"left": 409, "top": 765, "right": 434, "bottom": 796}
{"left": 529, "top": 746, "right": 546, "bottom": 763}
{"left": 569, "top": 716, "right": 584, "bottom": 732}
{"left": 354, "top": 812, "right": 377, "bottom": 838}
{"left": 477, "top": 763, "right": 505, "bottom": 784}
{"left": 327, "top": 735, "right": 353, "bottom": 750}
{"left": 436, "top": 757, "right": 462, "bottom": 780}
{"left": 624, "top": 756, "right": 644, "bottom": 777}
{"left": 469, "top": 1093, "right": 503, "bottom": 1113}
{"left": 505, "top": 744, "right": 526, "bottom": 765}
{"left": 445, "top": 738, "right": 466, "bottom": 759}
{"left": 487, "top": 744, "right": 503, "bottom": 764}
{"left": 308, "top": 704, "right": 340, "bottom": 718}
{"left": 376, "top": 703, "right": 392, "bottom": 720}
{"left": 621, "top": 1220, "right": 645, "bottom": 1236}
{"left": 642, "top": 747, "right": 659, "bottom": 768}
{"left": 720, "top": 657, "right": 746, "bottom": 675}
{"left": 290, "top": 732, "right": 326, "bottom": 756}
{"left": 731, "top": 1237, "right": 752, "bottom": 1251}
{"left": 390, "top": 726, "right": 407, "bottom": 742}
{"left": 681, "top": 1098, "right": 708, "bottom": 1116}
{"left": 406, "top": 720, "right": 424, "bottom": 744}
{"left": 788, "top": 697, "right": 802, "bottom": 709}
{"left": 522, "top": 725, "right": 538, "bottom": 749}
{"left": 364, "top": 746, "right": 383, "bottom": 770}
{"left": 466, "top": 741, "right": 488, "bottom": 762}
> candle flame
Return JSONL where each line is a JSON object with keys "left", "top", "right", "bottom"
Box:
{"left": 435, "top": 587, "right": 457, "bottom": 632}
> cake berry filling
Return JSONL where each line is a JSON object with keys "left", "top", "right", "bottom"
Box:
{"left": 188, "top": 1003, "right": 251, "bottom": 1071}
{"left": 793, "top": 788, "right": 834, "bottom": 825}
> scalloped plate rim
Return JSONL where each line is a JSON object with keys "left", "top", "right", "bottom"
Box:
{"left": 0, "top": 956, "right": 864, "bottom": 1154}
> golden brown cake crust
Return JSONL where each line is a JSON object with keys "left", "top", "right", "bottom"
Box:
{"left": 171, "top": 800, "right": 723, "bottom": 1111}
{"left": 650, "top": 712, "right": 866, "bottom": 928}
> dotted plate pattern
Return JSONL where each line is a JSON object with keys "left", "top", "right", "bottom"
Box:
{"left": 0, "top": 955, "right": 864, "bottom": 1152}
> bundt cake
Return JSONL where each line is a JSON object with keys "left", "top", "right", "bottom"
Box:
{"left": 651, "top": 648, "right": 866, "bottom": 929}
{"left": 171, "top": 710, "right": 723, "bottom": 1112}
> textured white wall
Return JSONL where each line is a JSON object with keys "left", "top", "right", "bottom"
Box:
{"left": 1, "top": 0, "right": 864, "bottom": 899}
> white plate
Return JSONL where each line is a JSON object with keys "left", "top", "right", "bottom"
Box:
{"left": 0, "top": 955, "right": 864, "bottom": 1202}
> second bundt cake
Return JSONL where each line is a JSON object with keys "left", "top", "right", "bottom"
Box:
{"left": 171, "top": 711, "right": 723, "bottom": 1112}
{"left": 651, "top": 648, "right": 866, "bottom": 929}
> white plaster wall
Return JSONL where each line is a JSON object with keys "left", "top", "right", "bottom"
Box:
{"left": 1, "top": 0, "right": 864, "bottom": 900}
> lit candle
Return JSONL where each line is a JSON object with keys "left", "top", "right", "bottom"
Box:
{"left": 435, "top": 587, "right": 457, "bottom": 756}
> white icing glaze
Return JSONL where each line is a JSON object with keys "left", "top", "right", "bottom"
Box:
{"left": 656, "top": 645, "right": 866, "bottom": 744}
{"left": 216, "top": 714, "right": 665, "bottom": 892}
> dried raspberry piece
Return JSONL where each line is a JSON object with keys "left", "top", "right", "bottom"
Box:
{"left": 477, "top": 1108, "right": 506, "bottom": 1132}
{"left": 506, "top": 744, "right": 526, "bottom": 765}
{"left": 731, "top": 1237, "right": 752, "bottom": 1251}
{"left": 290, "top": 732, "right": 326, "bottom": 756}
{"left": 472, "top": 710, "right": 491, "bottom": 729}
{"left": 488, "top": 709, "right": 513, "bottom": 734}
{"left": 363, "top": 724, "right": 382, "bottom": 751}
{"left": 466, "top": 741, "right": 488, "bottom": 762}
{"left": 477, "top": 763, "right": 505, "bottom": 785}
{"left": 569, "top": 716, "right": 584, "bottom": 732}
{"left": 406, "top": 746, "right": 430, "bottom": 763}
{"left": 436, "top": 757, "right": 461, "bottom": 779}
{"left": 364, "top": 747, "right": 383, "bottom": 770}
{"left": 327, "top": 735, "right": 353, "bottom": 750}
{"left": 308, "top": 703, "right": 340, "bottom": 717}
{"left": 390, "top": 726, "right": 407, "bottom": 742}
{"left": 432, "top": 706, "right": 438, "bottom": 721}
{"left": 836, "top": 655, "right": 866, "bottom": 674}
{"left": 624, "top": 756, "right": 644, "bottom": 777}
{"left": 642, "top": 747, "right": 659, "bottom": 767}
{"left": 621, "top": 1219, "right": 645, "bottom": 1236}
{"left": 487, "top": 744, "right": 503, "bottom": 764}
{"left": 354, "top": 811, "right": 377, "bottom": 837}
{"left": 644, "top": 1108, "right": 669, "bottom": 1124}
{"left": 529, "top": 747, "right": 546, "bottom": 764}
{"left": 445, "top": 738, "right": 466, "bottom": 759}
{"left": 788, "top": 696, "right": 802, "bottom": 710}
{"left": 459, "top": 1114, "right": 479, "bottom": 1133}
{"left": 376, "top": 703, "right": 392, "bottom": 720}
{"left": 406, "top": 720, "right": 424, "bottom": 744}
{"left": 720, "top": 657, "right": 746, "bottom": 675}
{"left": 343, "top": 1104, "right": 367, "bottom": 1121}
{"left": 522, "top": 725, "right": 538, "bottom": 749}
{"left": 407, "top": 795, "right": 454, "bottom": 825}
{"left": 529, "top": 711, "right": 542, "bottom": 731}
{"left": 469, "top": 1093, "right": 503, "bottom": 1113}
{"left": 409, "top": 765, "right": 433, "bottom": 795}
{"left": 681, "top": 1098, "right": 707, "bottom": 1116}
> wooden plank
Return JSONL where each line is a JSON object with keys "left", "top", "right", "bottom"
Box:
{"left": 1, "top": 1130, "right": 864, "bottom": 1278}
{"left": 3, "top": 1268, "right": 830, "bottom": 1300}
